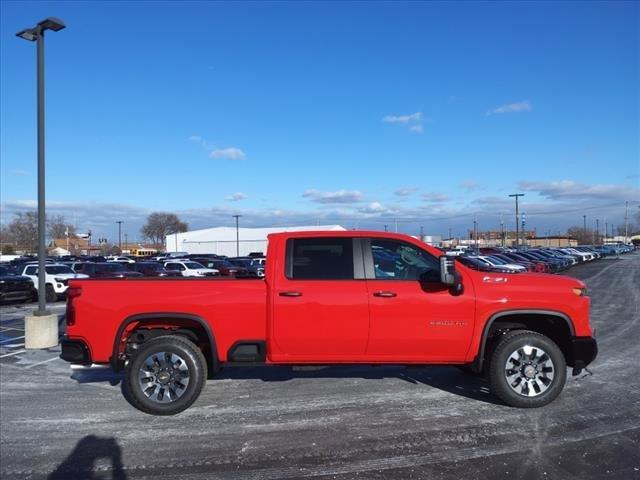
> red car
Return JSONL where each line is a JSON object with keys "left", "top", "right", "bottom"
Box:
{"left": 61, "top": 231, "right": 597, "bottom": 415}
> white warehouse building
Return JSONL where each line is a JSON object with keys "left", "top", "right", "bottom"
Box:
{"left": 166, "top": 225, "right": 346, "bottom": 257}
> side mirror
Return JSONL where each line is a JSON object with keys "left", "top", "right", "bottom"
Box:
{"left": 439, "top": 256, "right": 457, "bottom": 285}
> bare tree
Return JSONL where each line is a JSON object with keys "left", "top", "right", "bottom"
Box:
{"left": 141, "top": 213, "right": 188, "bottom": 246}
{"left": 48, "top": 215, "right": 77, "bottom": 240}
{"left": 4, "top": 212, "right": 39, "bottom": 253}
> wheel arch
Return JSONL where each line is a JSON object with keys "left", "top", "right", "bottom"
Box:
{"left": 472, "top": 309, "right": 575, "bottom": 373}
{"left": 111, "top": 313, "right": 218, "bottom": 374}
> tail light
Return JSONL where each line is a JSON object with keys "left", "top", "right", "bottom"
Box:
{"left": 66, "top": 285, "right": 82, "bottom": 326}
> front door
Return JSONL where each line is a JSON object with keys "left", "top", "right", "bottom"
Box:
{"left": 271, "top": 237, "right": 370, "bottom": 359}
{"left": 365, "top": 238, "right": 476, "bottom": 362}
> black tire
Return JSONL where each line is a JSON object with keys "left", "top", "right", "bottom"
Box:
{"left": 488, "top": 330, "right": 566, "bottom": 408}
{"left": 125, "top": 335, "right": 207, "bottom": 415}
{"left": 45, "top": 284, "right": 57, "bottom": 303}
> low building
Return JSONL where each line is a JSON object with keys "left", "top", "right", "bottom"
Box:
{"left": 49, "top": 237, "right": 102, "bottom": 256}
{"left": 167, "top": 225, "right": 347, "bottom": 257}
{"left": 527, "top": 236, "right": 578, "bottom": 248}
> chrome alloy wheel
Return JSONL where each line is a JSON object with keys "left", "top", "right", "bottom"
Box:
{"left": 504, "top": 345, "right": 555, "bottom": 397}
{"left": 138, "top": 352, "right": 190, "bottom": 403}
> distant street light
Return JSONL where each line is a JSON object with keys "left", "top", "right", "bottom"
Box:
{"left": 116, "top": 221, "right": 123, "bottom": 252}
{"left": 508, "top": 194, "right": 524, "bottom": 249}
{"left": 16, "top": 17, "right": 65, "bottom": 318}
{"left": 232, "top": 215, "right": 242, "bottom": 257}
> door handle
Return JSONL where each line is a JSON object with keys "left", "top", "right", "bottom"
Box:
{"left": 279, "top": 291, "right": 302, "bottom": 297}
{"left": 373, "top": 291, "right": 397, "bottom": 298}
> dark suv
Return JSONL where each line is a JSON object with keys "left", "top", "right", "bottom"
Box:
{"left": 129, "top": 262, "right": 181, "bottom": 277}
{"left": 78, "top": 263, "right": 143, "bottom": 279}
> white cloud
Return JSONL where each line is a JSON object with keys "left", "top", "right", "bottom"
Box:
{"left": 422, "top": 192, "right": 449, "bottom": 203}
{"left": 383, "top": 111, "right": 424, "bottom": 134}
{"left": 383, "top": 112, "right": 423, "bottom": 124}
{"left": 210, "top": 147, "right": 246, "bottom": 161}
{"left": 225, "top": 192, "right": 247, "bottom": 202}
{"left": 459, "top": 180, "right": 482, "bottom": 191}
{"left": 486, "top": 100, "right": 532, "bottom": 116}
{"left": 302, "top": 189, "right": 364, "bottom": 204}
{"left": 518, "top": 180, "right": 640, "bottom": 201}
{"left": 394, "top": 187, "right": 418, "bottom": 197}
{"left": 359, "top": 202, "right": 392, "bottom": 214}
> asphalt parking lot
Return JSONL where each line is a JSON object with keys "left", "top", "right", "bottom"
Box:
{"left": 1, "top": 254, "right": 639, "bottom": 480}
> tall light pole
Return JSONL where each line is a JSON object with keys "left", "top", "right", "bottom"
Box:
{"left": 624, "top": 201, "right": 629, "bottom": 243}
{"left": 509, "top": 194, "right": 524, "bottom": 249}
{"left": 596, "top": 219, "right": 600, "bottom": 245}
{"left": 116, "top": 221, "right": 123, "bottom": 252}
{"left": 232, "top": 215, "right": 241, "bottom": 257}
{"left": 16, "top": 17, "right": 65, "bottom": 319}
{"left": 583, "top": 215, "right": 587, "bottom": 241}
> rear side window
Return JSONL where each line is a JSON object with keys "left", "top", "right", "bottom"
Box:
{"left": 286, "top": 238, "right": 354, "bottom": 280}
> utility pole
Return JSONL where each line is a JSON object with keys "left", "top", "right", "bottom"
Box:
{"left": 605, "top": 221, "right": 608, "bottom": 243}
{"left": 448, "top": 227, "right": 452, "bottom": 240}
{"left": 419, "top": 226, "right": 424, "bottom": 241}
{"left": 509, "top": 193, "right": 524, "bottom": 249}
{"left": 624, "top": 201, "right": 629, "bottom": 243}
{"left": 596, "top": 219, "right": 600, "bottom": 245}
{"left": 116, "top": 221, "right": 123, "bottom": 252}
{"left": 500, "top": 215, "right": 505, "bottom": 247}
{"left": 583, "top": 215, "right": 587, "bottom": 242}
{"left": 124, "top": 233, "right": 128, "bottom": 252}
{"left": 384, "top": 225, "right": 388, "bottom": 232}
{"left": 232, "top": 215, "right": 241, "bottom": 257}
{"left": 473, "top": 215, "right": 478, "bottom": 254}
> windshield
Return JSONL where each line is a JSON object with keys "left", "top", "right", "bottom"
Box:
{"left": 99, "top": 263, "right": 127, "bottom": 272}
{"left": 0, "top": 266, "right": 11, "bottom": 276}
{"left": 184, "top": 262, "right": 205, "bottom": 269}
{"left": 45, "top": 266, "right": 74, "bottom": 274}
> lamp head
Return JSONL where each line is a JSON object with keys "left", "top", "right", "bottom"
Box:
{"left": 37, "top": 17, "right": 66, "bottom": 32}
{"left": 16, "top": 28, "right": 38, "bottom": 41}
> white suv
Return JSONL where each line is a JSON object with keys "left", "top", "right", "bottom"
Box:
{"left": 20, "top": 263, "right": 89, "bottom": 302}
{"left": 163, "top": 261, "right": 219, "bottom": 277}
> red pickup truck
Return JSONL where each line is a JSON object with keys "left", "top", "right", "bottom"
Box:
{"left": 61, "top": 231, "right": 597, "bottom": 415}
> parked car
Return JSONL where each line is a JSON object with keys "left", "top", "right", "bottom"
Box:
{"left": 457, "top": 256, "right": 515, "bottom": 274}
{"left": 19, "top": 263, "right": 89, "bottom": 301}
{"left": 190, "top": 258, "right": 250, "bottom": 277}
{"left": 0, "top": 266, "right": 37, "bottom": 304}
{"left": 78, "top": 262, "right": 144, "bottom": 279}
{"left": 228, "top": 257, "right": 265, "bottom": 277}
{"left": 477, "top": 255, "right": 527, "bottom": 273}
{"left": 163, "top": 261, "right": 219, "bottom": 277}
{"left": 129, "top": 262, "right": 182, "bottom": 277}
{"left": 106, "top": 256, "right": 135, "bottom": 264}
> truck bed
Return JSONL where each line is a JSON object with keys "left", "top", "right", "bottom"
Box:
{"left": 66, "top": 278, "right": 267, "bottom": 364}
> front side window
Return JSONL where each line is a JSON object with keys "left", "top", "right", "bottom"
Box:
{"left": 287, "top": 238, "right": 354, "bottom": 280}
{"left": 370, "top": 239, "right": 439, "bottom": 281}
{"left": 25, "top": 266, "right": 37, "bottom": 275}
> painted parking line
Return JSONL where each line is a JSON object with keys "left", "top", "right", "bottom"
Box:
{"left": 0, "top": 349, "right": 27, "bottom": 358}
{"left": 24, "top": 356, "right": 59, "bottom": 369}
{"left": 0, "top": 327, "right": 24, "bottom": 332}
{"left": 1, "top": 343, "right": 25, "bottom": 348}
{"left": 0, "top": 336, "right": 25, "bottom": 344}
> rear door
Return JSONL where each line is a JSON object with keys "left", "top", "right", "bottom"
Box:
{"left": 364, "top": 238, "right": 476, "bottom": 362}
{"left": 271, "top": 237, "right": 370, "bottom": 359}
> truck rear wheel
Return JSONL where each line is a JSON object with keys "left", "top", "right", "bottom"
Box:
{"left": 488, "top": 330, "right": 566, "bottom": 408}
{"left": 125, "top": 335, "right": 207, "bottom": 415}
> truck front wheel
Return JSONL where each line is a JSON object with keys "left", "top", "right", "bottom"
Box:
{"left": 125, "top": 335, "right": 207, "bottom": 415}
{"left": 488, "top": 330, "right": 566, "bottom": 408}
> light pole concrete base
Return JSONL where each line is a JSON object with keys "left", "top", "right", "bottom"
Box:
{"left": 25, "top": 314, "right": 59, "bottom": 349}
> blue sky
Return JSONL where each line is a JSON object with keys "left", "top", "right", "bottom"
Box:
{"left": 1, "top": 1, "right": 638, "bottom": 241}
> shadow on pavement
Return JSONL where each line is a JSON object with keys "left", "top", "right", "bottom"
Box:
{"left": 48, "top": 434, "right": 126, "bottom": 480}
{"left": 69, "top": 363, "right": 502, "bottom": 406}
